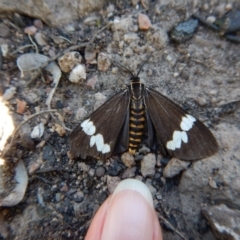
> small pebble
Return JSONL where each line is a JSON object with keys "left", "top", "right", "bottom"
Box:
{"left": 3, "top": 87, "right": 16, "bottom": 101}
{"left": 121, "top": 152, "right": 136, "bottom": 168}
{"left": 173, "top": 72, "right": 179, "bottom": 78}
{"left": 163, "top": 158, "right": 190, "bottom": 178}
{"left": 88, "top": 168, "right": 95, "bottom": 177}
{"left": 207, "top": 16, "right": 217, "bottom": 24}
{"left": 16, "top": 98, "right": 27, "bottom": 114}
{"left": 138, "top": 13, "right": 151, "bottom": 30}
{"left": 96, "top": 166, "right": 106, "bottom": 177}
{"left": 33, "top": 19, "right": 44, "bottom": 29}
{"left": 225, "top": 3, "right": 232, "bottom": 11}
{"left": 141, "top": 153, "right": 156, "bottom": 177}
{"left": 122, "top": 167, "right": 137, "bottom": 179}
{"left": 132, "top": 0, "right": 139, "bottom": 6}
{"left": 75, "top": 107, "right": 86, "bottom": 121}
{"left": 1, "top": 43, "right": 8, "bottom": 57}
{"left": 24, "top": 26, "right": 37, "bottom": 35}
{"left": 69, "top": 64, "right": 86, "bottom": 83}
{"left": 30, "top": 122, "right": 44, "bottom": 139}
{"left": 58, "top": 51, "right": 82, "bottom": 73}
{"left": 208, "top": 177, "right": 218, "bottom": 189}
{"left": 107, "top": 176, "right": 121, "bottom": 194}
{"left": 78, "top": 162, "right": 91, "bottom": 172}
{"left": 97, "top": 52, "right": 111, "bottom": 71}
{"left": 28, "top": 161, "right": 40, "bottom": 175}
{"left": 34, "top": 32, "right": 47, "bottom": 46}
{"left": 86, "top": 75, "right": 98, "bottom": 89}
{"left": 0, "top": 23, "right": 10, "bottom": 37}
{"left": 54, "top": 123, "right": 66, "bottom": 136}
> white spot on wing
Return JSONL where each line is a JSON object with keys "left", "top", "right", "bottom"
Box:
{"left": 90, "top": 134, "right": 111, "bottom": 154}
{"left": 81, "top": 119, "right": 111, "bottom": 154}
{"left": 167, "top": 131, "right": 188, "bottom": 150}
{"left": 81, "top": 119, "right": 96, "bottom": 135}
{"left": 180, "top": 114, "right": 196, "bottom": 131}
{"left": 166, "top": 114, "right": 195, "bottom": 151}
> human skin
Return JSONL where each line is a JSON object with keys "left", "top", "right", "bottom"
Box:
{"left": 85, "top": 179, "right": 163, "bottom": 240}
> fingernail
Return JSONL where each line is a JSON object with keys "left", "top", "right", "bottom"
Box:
{"left": 112, "top": 178, "right": 153, "bottom": 209}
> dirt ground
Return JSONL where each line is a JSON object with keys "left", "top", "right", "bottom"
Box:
{"left": 0, "top": 0, "right": 240, "bottom": 239}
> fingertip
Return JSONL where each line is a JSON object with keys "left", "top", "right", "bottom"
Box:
{"left": 112, "top": 178, "right": 154, "bottom": 209}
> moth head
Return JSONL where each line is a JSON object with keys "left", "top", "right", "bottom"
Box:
{"left": 130, "top": 76, "right": 140, "bottom": 83}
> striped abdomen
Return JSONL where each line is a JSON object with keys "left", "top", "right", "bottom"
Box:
{"left": 128, "top": 82, "right": 145, "bottom": 154}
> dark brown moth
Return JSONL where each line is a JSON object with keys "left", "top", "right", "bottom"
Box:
{"left": 69, "top": 69, "right": 218, "bottom": 160}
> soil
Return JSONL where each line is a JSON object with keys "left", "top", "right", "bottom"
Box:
{"left": 0, "top": 0, "right": 240, "bottom": 240}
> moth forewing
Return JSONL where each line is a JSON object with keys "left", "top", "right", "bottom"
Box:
{"left": 69, "top": 89, "right": 130, "bottom": 159}
{"left": 143, "top": 87, "right": 218, "bottom": 160}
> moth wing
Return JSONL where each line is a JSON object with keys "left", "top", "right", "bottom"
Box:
{"left": 144, "top": 88, "right": 218, "bottom": 160}
{"left": 69, "top": 89, "right": 130, "bottom": 159}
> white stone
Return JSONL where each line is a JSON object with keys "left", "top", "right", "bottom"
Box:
{"left": 69, "top": 64, "right": 86, "bottom": 83}
{"left": 30, "top": 122, "right": 44, "bottom": 139}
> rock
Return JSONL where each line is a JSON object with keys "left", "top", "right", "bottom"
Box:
{"left": 163, "top": 158, "right": 190, "bottom": 178}
{"left": 51, "top": 35, "right": 65, "bottom": 44}
{"left": 1, "top": 43, "right": 8, "bottom": 57}
{"left": 78, "top": 162, "right": 90, "bottom": 172}
{"left": 30, "top": 122, "right": 44, "bottom": 139}
{"left": 54, "top": 123, "right": 66, "bottom": 136}
{"left": 86, "top": 75, "right": 98, "bottom": 89}
{"left": 42, "top": 145, "right": 56, "bottom": 164}
{"left": 0, "top": 23, "right": 10, "bottom": 37}
{"left": 58, "top": 51, "right": 82, "bottom": 73}
{"left": 33, "top": 19, "right": 43, "bottom": 29}
{"left": 0, "top": 101, "right": 15, "bottom": 151}
{"left": 121, "top": 152, "right": 135, "bottom": 168}
{"left": 88, "top": 168, "right": 95, "bottom": 177}
{"left": 0, "top": 0, "right": 106, "bottom": 27}
{"left": 122, "top": 167, "right": 136, "bottom": 179}
{"left": 24, "top": 26, "right": 37, "bottom": 35}
{"left": 179, "top": 122, "right": 240, "bottom": 238}
{"left": 84, "top": 15, "right": 100, "bottom": 26}
{"left": 17, "top": 53, "right": 49, "bottom": 76}
{"left": 2, "top": 86, "right": 16, "bottom": 101}
{"left": 138, "top": 13, "right": 151, "bottom": 30}
{"left": 16, "top": 98, "right": 27, "bottom": 114}
{"left": 0, "top": 160, "right": 28, "bottom": 206}
{"left": 28, "top": 161, "right": 40, "bottom": 174}
{"left": 146, "top": 25, "right": 168, "bottom": 49}
{"left": 97, "top": 52, "right": 111, "bottom": 71}
{"left": 55, "top": 193, "right": 61, "bottom": 202}
{"left": 202, "top": 204, "right": 240, "bottom": 240}
{"left": 112, "top": 16, "right": 135, "bottom": 33}
{"left": 123, "top": 33, "right": 139, "bottom": 43}
{"left": 75, "top": 107, "right": 86, "bottom": 121}
{"left": 69, "top": 64, "right": 86, "bottom": 83}
{"left": 131, "top": 0, "right": 139, "bottom": 6}
{"left": 96, "top": 166, "right": 105, "bottom": 177}
{"left": 141, "top": 153, "right": 156, "bottom": 177}
{"left": 107, "top": 176, "right": 121, "bottom": 194}
{"left": 94, "top": 92, "right": 106, "bottom": 110}
{"left": 34, "top": 32, "right": 47, "bottom": 46}
{"left": 85, "top": 45, "right": 97, "bottom": 64}
{"left": 20, "top": 134, "right": 35, "bottom": 150}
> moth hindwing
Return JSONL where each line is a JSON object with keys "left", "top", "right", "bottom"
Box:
{"left": 69, "top": 76, "right": 218, "bottom": 160}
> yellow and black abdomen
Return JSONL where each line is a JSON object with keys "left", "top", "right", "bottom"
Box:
{"left": 128, "top": 82, "right": 145, "bottom": 154}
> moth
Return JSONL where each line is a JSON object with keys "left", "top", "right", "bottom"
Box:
{"left": 69, "top": 68, "right": 218, "bottom": 160}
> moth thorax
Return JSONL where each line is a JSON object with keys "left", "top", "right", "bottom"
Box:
{"left": 128, "top": 97, "right": 145, "bottom": 154}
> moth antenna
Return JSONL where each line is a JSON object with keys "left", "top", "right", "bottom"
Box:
{"left": 99, "top": 50, "right": 135, "bottom": 78}
{"left": 136, "top": 55, "right": 152, "bottom": 77}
